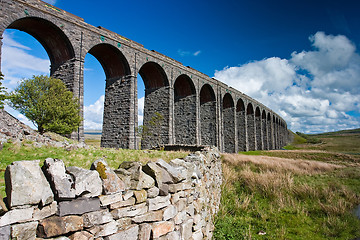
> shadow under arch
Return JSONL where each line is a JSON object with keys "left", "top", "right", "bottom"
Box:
{"left": 5, "top": 17, "right": 75, "bottom": 76}
{"left": 83, "top": 43, "right": 132, "bottom": 149}
{"left": 223, "top": 93, "right": 235, "bottom": 153}
{"left": 236, "top": 98, "right": 246, "bottom": 151}
{"left": 200, "top": 84, "right": 216, "bottom": 146}
{"left": 174, "top": 74, "right": 197, "bottom": 145}
{"left": 247, "top": 103, "right": 256, "bottom": 151}
{"left": 138, "top": 61, "right": 170, "bottom": 149}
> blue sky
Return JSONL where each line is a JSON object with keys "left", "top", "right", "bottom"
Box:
{"left": 2, "top": 0, "right": 360, "bottom": 133}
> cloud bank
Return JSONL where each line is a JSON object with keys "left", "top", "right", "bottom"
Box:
{"left": 214, "top": 32, "right": 360, "bottom": 133}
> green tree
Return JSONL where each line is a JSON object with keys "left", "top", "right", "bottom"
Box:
{"left": 8, "top": 75, "right": 81, "bottom": 134}
{"left": 0, "top": 72, "right": 6, "bottom": 109}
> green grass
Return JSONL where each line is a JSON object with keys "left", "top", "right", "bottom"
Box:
{"left": 215, "top": 128, "right": 360, "bottom": 239}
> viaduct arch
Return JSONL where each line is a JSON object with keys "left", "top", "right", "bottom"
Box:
{"left": 0, "top": 0, "right": 290, "bottom": 152}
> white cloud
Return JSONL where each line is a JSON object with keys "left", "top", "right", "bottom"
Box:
{"left": 84, "top": 95, "right": 104, "bottom": 130}
{"left": 214, "top": 32, "right": 360, "bottom": 133}
{"left": 42, "top": 0, "right": 57, "bottom": 5}
{"left": 138, "top": 97, "right": 144, "bottom": 126}
{"left": 178, "top": 49, "right": 202, "bottom": 57}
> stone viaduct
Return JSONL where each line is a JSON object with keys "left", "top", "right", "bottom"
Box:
{"left": 0, "top": 0, "right": 289, "bottom": 153}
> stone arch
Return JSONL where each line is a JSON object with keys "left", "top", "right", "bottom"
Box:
{"left": 267, "top": 113, "right": 273, "bottom": 149}
{"left": 223, "top": 93, "right": 235, "bottom": 153}
{"left": 87, "top": 43, "right": 130, "bottom": 80}
{"left": 255, "top": 107, "right": 262, "bottom": 150}
{"left": 138, "top": 62, "right": 170, "bottom": 149}
{"left": 4, "top": 16, "right": 75, "bottom": 75}
{"left": 236, "top": 98, "right": 246, "bottom": 151}
{"left": 247, "top": 103, "right": 255, "bottom": 151}
{"left": 200, "top": 84, "right": 216, "bottom": 146}
{"left": 86, "top": 43, "right": 133, "bottom": 148}
{"left": 174, "top": 74, "right": 197, "bottom": 144}
{"left": 261, "top": 110, "right": 268, "bottom": 150}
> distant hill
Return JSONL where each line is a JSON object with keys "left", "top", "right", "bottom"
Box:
{"left": 311, "top": 128, "right": 360, "bottom": 136}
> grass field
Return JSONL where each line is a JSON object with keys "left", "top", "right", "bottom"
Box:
{"left": 214, "top": 129, "right": 360, "bottom": 239}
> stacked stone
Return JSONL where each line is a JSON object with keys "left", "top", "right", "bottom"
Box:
{"left": 0, "top": 147, "right": 222, "bottom": 240}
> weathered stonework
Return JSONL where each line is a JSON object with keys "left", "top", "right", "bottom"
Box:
{"left": 0, "top": 0, "right": 290, "bottom": 152}
{"left": 0, "top": 147, "right": 222, "bottom": 239}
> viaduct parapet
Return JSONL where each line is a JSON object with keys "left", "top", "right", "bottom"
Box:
{"left": 0, "top": 0, "right": 290, "bottom": 152}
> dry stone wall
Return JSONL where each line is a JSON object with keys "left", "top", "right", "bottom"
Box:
{"left": 0, "top": 147, "right": 222, "bottom": 240}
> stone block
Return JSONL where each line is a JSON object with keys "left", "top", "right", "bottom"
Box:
{"left": 123, "top": 190, "right": 134, "bottom": 200}
{"left": 163, "top": 205, "right": 177, "bottom": 221}
{"left": 151, "top": 221, "right": 174, "bottom": 239}
{"left": 37, "top": 215, "right": 83, "bottom": 238}
{"left": 111, "top": 203, "right": 147, "bottom": 219}
{"left": 0, "top": 197, "right": 7, "bottom": 215}
{"left": 142, "top": 162, "right": 173, "bottom": 187}
{"left": 139, "top": 223, "right": 152, "bottom": 240}
{"left": 156, "top": 159, "right": 186, "bottom": 183}
{"left": 99, "top": 192, "right": 123, "bottom": 206}
{"left": 83, "top": 209, "right": 113, "bottom": 228}
{"left": 158, "top": 184, "right": 169, "bottom": 196}
{"left": 0, "top": 207, "right": 33, "bottom": 227}
{"left": 42, "top": 158, "right": 76, "bottom": 200}
{"left": 168, "top": 182, "right": 191, "bottom": 193}
{"left": 5, "top": 160, "right": 54, "bottom": 207}
{"left": 57, "top": 198, "right": 100, "bottom": 217}
{"left": 133, "top": 171, "right": 155, "bottom": 190}
{"left": 147, "top": 194, "right": 171, "bottom": 211}
{"left": 158, "top": 231, "right": 180, "bottom": 240}
{"left": 109, "top": 197, "right": 135, "bottom": 210}
{"left": 88, "top": 220, "right": 118, "bottom": 237}
{"left": 11, "top": 221, "right": 38, "bottom": 240}
{"left": 181, "top": 219, "right": 193, "bottom": 240}
{"left": 33, "top": 201, "right": 57, "bottom": 220}
{"left": 132, "top": 210, "right": 163, "bottom": 223}
{"left": 174, "top": 210, "right": 187, "bottom": 225}
{"left": 191, "top": 229, "right": 203, "bottom": 240}
{"left": 91, "top": 159, "right": 125, "bottom": 194}
{"left": 175, "top": 198, "right": 187, "bottom": 212}
{"left": 186, "top": 203, "right": 194, "bottom": 217}
{"left": 104, "top": 224, "right": 139, "bottom": 240}
{"left": 134, "top": 189, "right": 147, "bottom": 203}
{"left": 66, "top": 166, "right": 102, "bottom": 198}
{"left": 69, "top": 231, "right": 94, "bottom": 240}
{"left": 0, "top": 225, "right": 10, "bottom": 240}
{"left": 146, "top": 187, "right": 159, "bottom": 198}
{"left": 116, "top": 217, "right": 132, "bottom": 230}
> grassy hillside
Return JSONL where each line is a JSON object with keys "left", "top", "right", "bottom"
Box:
{"left": 214, "top": 128, "right": 360, "bottom": 239}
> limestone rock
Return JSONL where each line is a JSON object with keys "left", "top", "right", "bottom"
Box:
{"left": 57, "top": 198, "right": 100, "bottom": 217}
{"left": 163, "top": 205, "right": 177, "bottom": 221}
{"left": 116, "top": 217, "right": 132, "bottom": 230}
{"left": 117, "top": 162, "right": 154, "bottom": 190}
{"left": 83, "top": 209, "right": 113, "bottom": 228}
{"left": 66, "top": 166, "right": 102, "bottom": 198}
{"left": 134, "top": 189, "right": 147, "bottom": 204}
{"left": 139, "top": 223, "right": 152, "bottom": 240}
{"left": 0, "top": 207, "right": 33, "bottom": 227}
{"left": 111, "top": 203, "right": 147, "bottom": 219}
{"left": 151, "top": 221, "right": 174, "bottom": 239}
{"left": 168, "top": 182, "right": 191, "bottom": 193}
{"left": 147, "top": 194, "right": 171, "bottom": 211}
{"left": 104, "top": 224, "right": 139, "bottom": 240}
{"left": 181, "top": 219, "right": 194, "bottom": 240}
{"left": 156, "top": 159, "right": 186, "bottom": 183}
{"left": 99, "top": 192, "right": 123, "bottom": 206}
{"left": 69, "top": 231, "right": 94, "bottom": 240}
{"left": 192, "top": 229, "right": 203, "bottom": 240}
{"left": 91, "top": 159, "right": 125, "bottom": 194}
{"left": 5, "top": 160, "right": 54, "bottom": 207}
{"left": 132, "top": 210, "right": 163, "bottom": 223}
{"left": 123, "top": 190, "right": 134, "bottom": 200}
{"left": 11, "top": 221, "right": 38, "bottom": 240}
{"left": 147, "top": 187, "right": 159, "bottom": 198}
{"left": 0, "top": 225, "right": 10, "bottom": 240}
{"left": 37, "top": 215, "right": 83, "bottom": 238}
{"left": 109, "top": 197, "right": 135, "bottom": 210}
{"left": 88, "top": 220, "right": 118, "bottom": 237}
{"left": 42, "top": 158, "right": 75, "bottom": 200}
{"left": 33, "top": 201, "right": 57, "bottom": 220}
{"left": 142, "top": 162, "right": 173, "bottom": 188}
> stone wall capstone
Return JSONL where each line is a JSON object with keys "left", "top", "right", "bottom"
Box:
{"left": 0, "top": 147, "right": 222, "bottom": 240}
